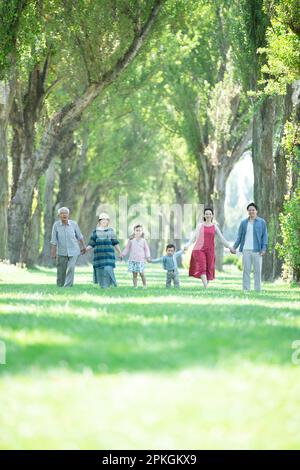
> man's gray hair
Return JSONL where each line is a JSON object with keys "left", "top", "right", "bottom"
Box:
{"left": 58, "top": 206, "right": 70, "bottom": 215}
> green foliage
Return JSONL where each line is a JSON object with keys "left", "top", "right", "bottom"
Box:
{"left": 276, "top": 120, "right": 300, "bottom": 281}
{"left": 81, "top": 91, "right": 165, "bottom": 202}
{"left": 49, "top": 0, "right": 160, "bottom": 87}
{"left": 0, "top": 0, "right": 37, "bottom": 78}
{"left": 223, "top": 254, "right": 242, "bottom": 271}
{"left": 113, "top": 0, "right": 253, "bottom": 205}
{"left": 278, "top": 189, "right": 300, "bottom": 283}
{"left": 3, "top": 0, "right": 298, "bottom": 278}
{"left": 226, "top": 0, "right": 270, "bottom": 91}
{"left": 257, "top": 0, "right": 300, "bottom": 94}
{"left": 278, "top": 188, "right": 300, "bottom": 281}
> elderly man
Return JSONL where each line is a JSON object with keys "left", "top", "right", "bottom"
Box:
{"left": 50, "top": 207, "right": 86, "bottom": 287}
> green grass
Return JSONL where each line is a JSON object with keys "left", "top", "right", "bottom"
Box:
{"left": 0, "top": 262, "right": 300, "bottom": 449}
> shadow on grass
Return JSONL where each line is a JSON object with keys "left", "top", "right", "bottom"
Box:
{"left": 0, "top": 287, "right": 299, "bottom": 376}
{"left": 0, "top": 282, "right": 299, "bottom": 303}
{"left": 26, "top": 267, "right": 57, "bottom": 277}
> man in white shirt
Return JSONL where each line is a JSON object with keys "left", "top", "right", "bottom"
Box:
{"left": 232, "top": 203, "right": 268, "bottom": 292}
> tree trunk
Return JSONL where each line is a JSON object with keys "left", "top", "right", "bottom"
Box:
{"left": 173, "top": 181, "right": 186, "bottom": 267}
{"left": 40, "top": 158, "right": 56, "bottom": 266}
{"left": 78, "top": 184, "right": 101, "bottom": 240}
{"left": 252, "top": 90, "right": 295, "bottom": 281}
{"left": 0, "top": 3, "right": 27, "bottom": 260}
{"left": 8, "top": 169, "right": 36, "bottom": 264}
{"left": 202, "top": 163, "right": 215, "bottom": 207}
{"left": 56, "top": 133, "right": 77, "bottom": 212}
{"left": 0, "top": 117, "right": 9, "bottom": 260}
{"left": 150, "top": 238, "right": 160, "bottom": 260}
{"left": 252, "top": 95, "right": 276, "bottom": 281}
{"left": 290, "top": 82, "right": 300, "bottom": 195}
{"left": 7, "top": 2, "right": 162, "bottom": 264}
{"left": 0, "top": 80, "right": 14, "bottom": 260}
{"left": 213, "top": 165, "right": 226, "bottom": 271}
{"left": 8, "top": 59, "right": 51, "bottom": 264}
{"left": 76, "top": 184, "right": 102, "bottom": 266}
{"left": 22, "top": 188, "right": 41, "bottom": 267}
{"left": 56, "top": 129, "right": 88, "bottom": 217}
{"left": 212, "top": 122, "right": 253, "bottom": 271}
{"left": 273, "top": 87, "right": 294, "bottom": 278}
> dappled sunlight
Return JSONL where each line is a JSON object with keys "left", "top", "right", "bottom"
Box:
{"left": 1, "top": 0, "right": 299, "bottom": 450}
{"left": 1, "top": 263, "right": 300, "bottom": 450}
{"left": 1, "top": 362, "right": 300, "bottom": 449}
{"left": 0, "top": 290, "right": 298, "bottom": 314}
{"left": 1, "top": 329, "right": 75, "bottom": 346}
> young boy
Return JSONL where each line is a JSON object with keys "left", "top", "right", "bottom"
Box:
{"left": 151, "top": 244, "right": 186, "bottom": 288}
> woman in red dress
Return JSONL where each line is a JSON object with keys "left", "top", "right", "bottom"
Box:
{"left": 185, "top": 208, "right": 235, "bottom": 288}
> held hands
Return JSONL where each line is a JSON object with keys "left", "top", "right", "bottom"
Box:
{"left": 229, "top": 247, "right": 237, "bottom": 255}
{"left": 147, "top": 258, "right": 152, "bottom": 263}
{"left": 80, "top": 247, "right": 87, "bottom": 255}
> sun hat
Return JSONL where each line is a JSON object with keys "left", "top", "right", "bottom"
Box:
{"left": 98, "top": 212, "right": 110, "bottom": 221}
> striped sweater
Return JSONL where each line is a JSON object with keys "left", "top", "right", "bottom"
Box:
{"left": 88, "top": 228, "right": 119, "bottom": 269}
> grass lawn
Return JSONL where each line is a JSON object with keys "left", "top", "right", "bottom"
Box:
{"left": 0, "top": 262, "right": 300, "bottom": 449}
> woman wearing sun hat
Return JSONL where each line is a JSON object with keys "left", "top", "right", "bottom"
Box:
{"left": 85, "top": 212, "right": 122, "bottom": 288}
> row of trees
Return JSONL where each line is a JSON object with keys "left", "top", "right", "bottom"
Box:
{"left": 0, "top": 0, "right": 165, "bottom": 264}
{"left": 0, "top": 0, "right": 299, "bottom": 281}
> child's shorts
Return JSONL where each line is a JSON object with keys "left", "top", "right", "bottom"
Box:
{"left": 128, "top": 261, "right": 145, "bottom": 273}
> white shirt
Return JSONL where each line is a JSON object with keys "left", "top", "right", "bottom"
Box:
{"left": 243, "top": 221, "right": 254, "bottom": 250}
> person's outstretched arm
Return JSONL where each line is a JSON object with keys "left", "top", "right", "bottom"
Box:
{"left": 214, "top": 224, "right": 232, "bottom": 249}
{"left": 114, "top": 243, "right": 122, "bottom": 256}
{"left": 261, "top": 220, "right": 268, "bottom": 254}
{"left": 121, "top": 239, "right": 131, "bottom": 258}
{"left": 74, "top": 222, "right": 86, "bottom": 253}
{"left": 175, "top": 249, "right": 184, "bottom": 257}
{"left": 233, "top": 221, "right": 243, "bottom": 251}
{"left": 50, "top": 223, "right": 58, "bottom": 258}
{"left": 110, "top": 229, "right": 122, "bottom": 256}
{"left": 151, "top": 255, "right": 163, "bottom": 264}
{"left": 184, "top": 223, "right": 202, "bottom": 248}
{"left": 85, "top": 231, "right": 96, "bottom": 252}
{"left": 144, "top": 240, "right": 151, "bottom": 262}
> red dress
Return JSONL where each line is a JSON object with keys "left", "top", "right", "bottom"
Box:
{"left": 189, "top": 224, "right": 215, "bottom": 281}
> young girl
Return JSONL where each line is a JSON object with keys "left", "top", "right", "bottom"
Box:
{"left": 120, "top": 224, "right": 151, "bottom": 288}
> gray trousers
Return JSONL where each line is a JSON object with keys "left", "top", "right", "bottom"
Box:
{"left": 57, "top": 255, "right": 78, "bottom": 287}
{"left": 166, "top": 270, "right": 180, "bottom": 288}
{"left": 242, "top": 250, "right": 262, "bottom": 291}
